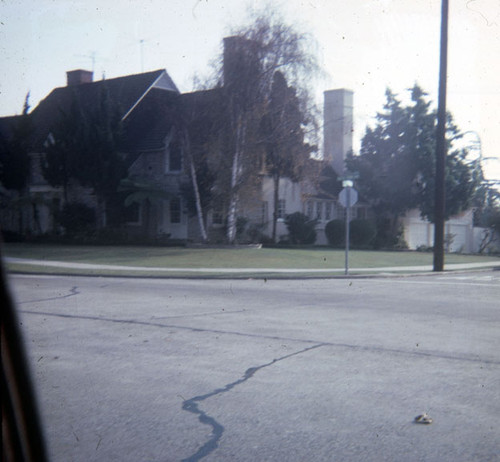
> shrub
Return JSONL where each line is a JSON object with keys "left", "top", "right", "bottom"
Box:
{"left": 325, "top": 219, "right": 344, "bottom": 247}
{"left": 285, "top": 212, "right": 317, "bottom": 245}
{"left": 349, "top": 219, "right": 376, "bottom": 248}
{"left": 373, "top": 217, "right": 408, "bottom": 249}
{"left": 57, "top": 202, "right": 96, "bottom": 235}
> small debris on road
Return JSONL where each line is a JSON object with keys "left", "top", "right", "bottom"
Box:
{"left": 414, "top": 413, "right": 433, "bottom": 424}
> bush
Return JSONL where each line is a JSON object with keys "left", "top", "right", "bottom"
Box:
{"left": 57, "top": 202, "right": 96, "bottom": 235}
{"left": 285, "top": 212, "right": 317, "bottom": 245}
{"left": 373, "top": 218, "right": 408, "bottom": 249}
{"left": 325, "top": 219, "right": 344, "bottom": 247}
{"left": 349, "top": 219, "right": 376, "bottom": 248}
{"left": 0, "top": 230, "right": 26, "bottom": 242}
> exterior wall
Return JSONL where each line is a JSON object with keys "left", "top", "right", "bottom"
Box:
{"left": 127, "top": 147, "right": 189, "bottom": 240}
{"left": 259, "top": 176, "right": 303, "bottom": 241}
{"left": 402, "top": 209, "right": 477, "bottom": 253}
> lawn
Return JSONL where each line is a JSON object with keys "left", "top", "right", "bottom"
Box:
{"left": 2, "top": 242, "right": 499, "bottom": 277}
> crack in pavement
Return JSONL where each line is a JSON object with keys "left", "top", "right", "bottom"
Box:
{"left": 151, "top": 309, "right": 246, "bottom": 320}
{"left": 16, "top": 286, "right": 80, "bottom": 304}
{"left": 180, "top": 343, "right": 326, "bottom": 462}
{"left": 19, "top": 309, "right": 500, "bottom": 366}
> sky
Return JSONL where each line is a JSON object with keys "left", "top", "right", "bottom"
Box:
{"left": 1, "top": 0, "right": 499, "bottom": 181}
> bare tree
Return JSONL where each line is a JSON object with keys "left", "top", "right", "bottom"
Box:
{"left": 220, "top": 11, "right": 321, "bottom": 243}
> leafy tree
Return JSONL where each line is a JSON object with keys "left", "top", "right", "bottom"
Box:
{"left": 346, "top": 85, "right": 480, "bottom": 245}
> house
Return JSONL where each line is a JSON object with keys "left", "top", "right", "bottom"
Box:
{"left": 0, "top": 51, "right": 369, "bottom": 245}
{"left": 4, "top": 36, "right": 482, "bottom": 250}
{"left": 1, "top": 68, "right": 192, "bottom": 241}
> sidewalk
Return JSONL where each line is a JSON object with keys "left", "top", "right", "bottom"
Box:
{"left": 5, "top": 257, "right": 500, "bottom": 276}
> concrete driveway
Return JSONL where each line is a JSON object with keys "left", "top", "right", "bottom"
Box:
{"left": 7, "top": 271, "right": 500, "bottom": 461}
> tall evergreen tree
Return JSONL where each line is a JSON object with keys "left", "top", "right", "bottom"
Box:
{"left": 346, "top": 84, "right": 480, "bottom": 246}
{"left": 0, "top": 93, "right": 32, "bottom": 193}
{"left": 42, "top": 96, "right": 85, "bottom": 202}
{"left": 42, "top": 87, "right": 125, "bottom": 226}
{"left": 0, "top": 93, "right": 34, "bottom": 233}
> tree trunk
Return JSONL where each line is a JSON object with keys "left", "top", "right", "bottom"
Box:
{"left": 271, "top": 173, "right": 280, "bottom": 242}
{"left": 184, "top": 130, "right": 208, "bottom": 243}
{"left": 226, "top": 117, "right": 246, "bottom": 244}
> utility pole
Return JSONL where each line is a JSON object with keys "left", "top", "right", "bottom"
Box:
{"left": 339, "top": 179, "right": 358, "bottom": 276}
{"left": 433, "top": 0, "right": 449, "bottom": 272}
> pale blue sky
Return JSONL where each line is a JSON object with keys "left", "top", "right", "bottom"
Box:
{"left": 1, "top": 0, "right": 499, "bottom": 179}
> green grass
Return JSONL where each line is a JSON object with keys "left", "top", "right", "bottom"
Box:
{"left": 3, "top": 242, "right": 499, "bottom": 275}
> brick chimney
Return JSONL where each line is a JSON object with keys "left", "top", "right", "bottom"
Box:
{"left": 66, "top": 69, "right": 93, "bottom": 86}
{"left": 323, "top": 89, "right": 354, "bottom": 176}
{"left": 223, "top": 36, "right": 259, "bottom": 88}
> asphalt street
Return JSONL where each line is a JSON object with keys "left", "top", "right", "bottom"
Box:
{"left": 7, "top": 271, "right": 500, "bottom": 462}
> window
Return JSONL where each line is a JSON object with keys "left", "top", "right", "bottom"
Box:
{"left": 316, "top": 201, "right": 323, "bottom": 221}
{"left": 169, "top": 198, "right": 181, "bottom": 224}
{"left": 332, "top": 201, "right": 339, "bottom": 220}
{"left": 325, "top": 202, "right": 331, "bottom": 221}
{"left": 306, "top": 201, "right": 314, "bottom": 219}
{"left": 277, "top": 199, "right": 286, "bottom": 220}
{"left": 261, "top": 201, "right": 268, "bottom": 224}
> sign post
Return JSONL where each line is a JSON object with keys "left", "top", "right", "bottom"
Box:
{"left": 339, "top": 181, "right": 358, "bottom": 275}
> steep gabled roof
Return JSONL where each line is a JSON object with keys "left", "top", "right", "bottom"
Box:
{"left": 122, "top": 87, "right": 181, "bottom": 153}
{"left": 29, "top": 69, "right": 179, "bottom": 150}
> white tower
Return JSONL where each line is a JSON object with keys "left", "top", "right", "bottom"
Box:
{"left": 323, "top": 89, "right": 353, "bottom": 176}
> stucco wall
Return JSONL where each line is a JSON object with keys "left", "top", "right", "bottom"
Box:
{"left": 402, "top": 209, "right": 478, "bottom": 253}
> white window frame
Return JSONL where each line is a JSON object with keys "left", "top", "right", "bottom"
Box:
{"left": 277, "top": 199, "right": 286, "bottom": 220}
{"left": 261, "top": 201, "right": 268, "bottom": 224}
{"left": 325, "top": 202, "right": 331, "bottom": 221}
{"left": 306, "top": 201, "right": 314, "bottom": 219}
{"left": 316, "top": 201, "right": 323, "bottom": 221}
